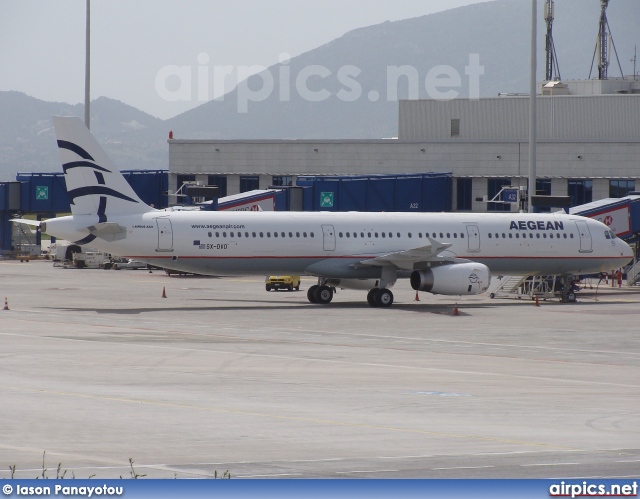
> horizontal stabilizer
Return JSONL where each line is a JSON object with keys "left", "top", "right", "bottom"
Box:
{"left": 10, "top": 219, "right": 42, "bottom": 228}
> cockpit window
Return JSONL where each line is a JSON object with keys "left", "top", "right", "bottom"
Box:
{"left": 609, "top": 230, "right": 616, "bottom": 239}
{"left": 605, "top": 231, "right": 611, "bottom": 240}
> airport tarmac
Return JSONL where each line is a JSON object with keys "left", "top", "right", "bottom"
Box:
{"left": 0, "top": 260, "right": 639, "bottom": 479}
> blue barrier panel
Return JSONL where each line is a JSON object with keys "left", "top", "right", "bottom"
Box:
{"left": 395, "top": 176, "right": 423, "bottom": 212}
{"left": 423, "top": 175, "right": 452, "bottom": 212}
{"left": 368, "top": 177, "right": 395, "bottom": 212}
{"left": 274, "top": 190, "right": 287, "bottom": 211}
{"left": 339, "top": 178, "right": 368, "bottom": 211}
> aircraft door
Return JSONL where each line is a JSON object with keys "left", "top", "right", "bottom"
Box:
{"left": 322, "top": 224, "right": 336, "bottom": 251}
{"left": 575, "top": 221, "right": 592, "bottom": 253}
{"left": 465, "top": 224, "right": 480, "bottom": 252}
{"left": 156, "top": 217, "right": 174, "bottom": 252}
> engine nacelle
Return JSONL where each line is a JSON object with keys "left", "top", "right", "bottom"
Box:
{"left": 410, "top": 263, "right": 490, "bottom": 295}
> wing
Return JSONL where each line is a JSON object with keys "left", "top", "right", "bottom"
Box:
{"left": 354, "top": 238, "right": 466, "bottom": 271}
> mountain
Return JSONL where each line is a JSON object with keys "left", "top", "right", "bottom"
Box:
{"left": 166, "top": 0, "right": 640, "bottom": 140}
{"left": 0, "top": 92, "right": 165, "bottom": 181}
{"left": 1, "top": 0, "right": 639, "bottom": 180}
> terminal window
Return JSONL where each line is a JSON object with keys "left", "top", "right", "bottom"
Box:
{"left": 609, "top": 179, "right": 635, "bottom": 198}
{"left": 487, "top": 178, "right": 511, "bottom": 212}
{"left": 208, "top": 175, "right": 228, "bottom": 197}
{"left": 240, "top": 176, "right": 260, "bottom": 193}
{"left": 568, "top": 179, "right": 592, "bottom": 206}
{"left": 272, "top": 176, "right": 293, "bottom": 186}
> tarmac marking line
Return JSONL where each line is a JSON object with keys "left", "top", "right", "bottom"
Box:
{"left": 0, "top": 384, "right": 584, "bottom": 452}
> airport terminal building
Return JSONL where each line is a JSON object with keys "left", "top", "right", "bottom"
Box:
{"left": 168, "top": 80, "right": 640, "bottom": 212}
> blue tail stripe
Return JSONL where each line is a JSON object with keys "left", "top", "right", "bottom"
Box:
{"left": 97, "top": 196, "right": 107, "bottom": 223}
{"left": 75, "top": 234, "right": 97, "bottom": 245}
{"left": 67, "top": 186, "right": 139, "bottom": 205}
{"left": 57, "top": 140, "right": 95, "bottom": 161}
{"left": 63, "top": 161, "right": 111, "bottom": 174}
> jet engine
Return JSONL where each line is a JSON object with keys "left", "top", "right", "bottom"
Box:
{"left": 410, "top": 262, "right": 490, "bottom": 295}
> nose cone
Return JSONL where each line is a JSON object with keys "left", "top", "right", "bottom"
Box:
{"left": 621, "top": 239, "right": 634, "bottom": 264}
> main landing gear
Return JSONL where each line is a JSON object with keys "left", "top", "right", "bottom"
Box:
{"left": 306, "top": 284, "right": 394, "bottom": 307}
{"left": 366, "top": 288, "right": 394, "bottom": 308}
{"left": 307, "top": 284, "right": 334, "bottom": 304}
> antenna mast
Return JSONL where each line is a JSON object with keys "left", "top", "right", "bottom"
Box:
{"left": 544, "top": 0, "right": 561, "bottom": 81}
{"left": 589, "top": 0, "right": 625, "bottom": 80}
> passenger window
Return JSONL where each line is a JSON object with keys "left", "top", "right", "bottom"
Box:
{"left": 237, "top": 232, "right": 241, "bottom": 238}
{"left": 418, "top": 233, "right": 422, "bottom": 238}
{"left": 273, "top": 232, "right": 278, "bottom": 238}
{"left": 223, "top": 232, "right": 227, "bottom": 237}
{"left": 515, "top": 233, "right": 519, "bottom": 239}
{"left": 536, "top": 233, "right": 540, "bottom": 238}
{"left": 488, "top": 233, "right": 492, "bottom": 238}
{"left": 563, "top": 234, "right": 567, "bottom": 239}
{"left": 360, "top": 232, "right": 364, "bottom": 238}
{"left": 460, "top": 233, "right": 464, "bottom": 239}
{"left": 296, "top": 232, "right": 300, "bottom": 237}
{"left": 339, "top": 232, "right": 343, "bottom": 238}
{"left": 303, "top": 232, "right": 307, "bottom": 237}
{"left": 375, "top": 233, "right": 378, "bottom": 238}
{"left": 346, "top": 233, "right": 350, "bottom": 238}
{"left": 447, "top": 233, "right": 451, "bottom": 238}
{"left": 382, "top": 233, "right": 386, "bottom": 238}
{"left": 281, "top": 232, "right": 285, "bottom": 238}
{"left": 216, "top": 232, "right": 220, "bottom": 238}
{"left": 389, "top": 233, "right": 393, "bottom": 238}
{"left": 208, "top": 232, "right": 212, "bottom": 238}
{"left": 440, "top": 233, "right": 444, "bottom": 238}
{"left": 260, "top": 232, "right": 264, "bottom": 238}
{"left": 397, "top": 232, "right": 401, "bottom": 238}
{"left": 453, "top": 233, "right": 457, "bottom": 238}
{"left": 245, "top": 232, "right": 249, "bottom": 238}
{"left": 267, "top": 232, "right": 271, "bottom": 237}
{"left": 310, "top": 232, "right": 314, "bottom": 237}
{"left": 508, "top": 233, "right": 512, "bottom": 238}
{"left": 230, "top": 232, "right": 234, "bottom": 237}
{"left": 408, "top": 233, "right": 412, "bottom": 238}
{"left": 570, "top": 234, "right": 574, "bottom": 238}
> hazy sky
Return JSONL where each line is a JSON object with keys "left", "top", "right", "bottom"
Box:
{"left": 0, "top": 0, "right": 489, "bottom": 119}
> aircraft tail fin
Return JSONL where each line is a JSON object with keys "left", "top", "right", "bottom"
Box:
{"left": 53, "top": 116, "right": 153, "bottom": 218}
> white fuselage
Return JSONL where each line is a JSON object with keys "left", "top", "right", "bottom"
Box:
{"left": 44, "top": 210, "right": 633, "bottom": 279}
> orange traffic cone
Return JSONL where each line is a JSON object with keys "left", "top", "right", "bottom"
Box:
{"left": 161, "top": 287, "right": 167, "bottom": 298}
{"left": 535, "top": 295, "right": 540, "bottom": 307}
{"left": 3, "top": 297, "right": 9, "bottom": 310}
{"left": 414, "top": 290, "right": 420, "bottom": 301}
{"left": 453, "top": 303, "right": 459, "bottom": 316}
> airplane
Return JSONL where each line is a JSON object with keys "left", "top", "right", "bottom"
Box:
{"left": 13, "top": 117, "right": 634, "bottom": 307}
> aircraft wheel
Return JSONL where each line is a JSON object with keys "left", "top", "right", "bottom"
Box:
{"left": 489, "top": 293, "right": 495, "bottom": 299}
{"left": 374, "top": 289, "right": 394, "bottom": 308}
{"left": 307, "top": 285, "right": 319, "bottom": 303}
{"left": 367, "top": 289, "right": 378, "bottom": 307}
{"left": 314, "top": 285, "right": 333, "bottom": 304}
